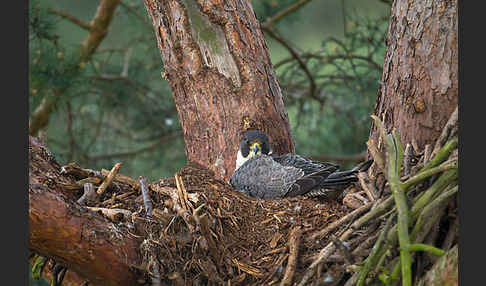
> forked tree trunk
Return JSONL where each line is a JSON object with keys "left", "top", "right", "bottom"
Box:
{"left": 142, "top": 0, "right": 295, "bottom": 181}
{"left": 370, "top": 0, "right": 458, "bottom": 150}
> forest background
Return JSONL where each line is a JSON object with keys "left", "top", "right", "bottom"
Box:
{"left": 29, "top": 0, "right": 390, "bottom": 182}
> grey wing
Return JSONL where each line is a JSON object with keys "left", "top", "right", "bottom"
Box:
{"left": 230, "top": 155, "right": 304, "bottom": 199}
{"left": 273, "top": 154, "right": 339, "bottom": 176}
{"left": 230, "top": 155, "right": 338, "bottom": 199}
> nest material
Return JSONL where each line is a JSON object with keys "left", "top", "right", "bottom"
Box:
{"left": 137, "top": 163, "right": 362, "bottom": 285}
{"left": 55, "top": 107, "right": 458, "bottom": 286}
{"left": 64, "top": 158, "right": 376, "bottom": 285}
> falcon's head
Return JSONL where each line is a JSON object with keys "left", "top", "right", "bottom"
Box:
{"left": 235, "top": 130, "right": 272, "bottom": 171}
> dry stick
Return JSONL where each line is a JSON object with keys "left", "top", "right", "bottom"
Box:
{"left": 77, "top": 183, "right": 97, "bottom": 206}
{"left": 432, "top": 106, "right": 458, "bottom": 158}
{"left": 310, "top": 202, "right": 373, "bottom": 241}
{"left": 167, "top": 186, "right": 195, "bottom": 233}
{"left": 139, "top": 176, "right": 153, "bottom": 218}
{"left": 366, "top": 138, "right": 386, "bottom": 173}
{"left": 280, "top": 226, "right": 302, "bottom": 286}
{"left": 330, "top": 235, "right": 354, "bottom": 265}
{"left": 423, "top": 144, "right": 432, "bottom": 166}
{"left": 357, "top": 172, "right": 377, "bottom": 201}
{"left": 86, "top": 207, "right": 132, "bottom": 221}
{"left": 174, "top": 174, "right": 190, "bottom": 211}
{"left": 96, "top": 162, "right": 122, "bottom": 195}
{"left": 403, "top": 143, "right": 414, "bottom": 177}
{"left": 297, "top": 228, "right": 354, "bottom": 286}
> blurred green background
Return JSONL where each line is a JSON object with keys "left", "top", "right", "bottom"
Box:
{"left": 29, "top": 0, "right": 390, "bottom": 284}
{"left": 29, "top": 0, "right": 389, "bottom": 183}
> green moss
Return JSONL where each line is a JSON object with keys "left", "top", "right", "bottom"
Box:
{"left": 184, "top": 0, "right": 221, "bottom": 54}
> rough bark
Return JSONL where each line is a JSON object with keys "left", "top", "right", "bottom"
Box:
{"left": 370, "top": 0, "right": 458, "bottom": 150}
{"left": 29, "top": 137, "right": 142, "bottom": 286}
{"left": 142, "top": 0, "right": 295, "bottom": 181}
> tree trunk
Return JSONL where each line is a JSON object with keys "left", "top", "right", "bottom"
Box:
{"left": 370, "top": 0, "right": 458, "bottom": 150}
{"left": 142, "top": 0, "right": 295, "bottom": 181}
{"left": 29, "top": 137, "right": 141, "bottom": 286}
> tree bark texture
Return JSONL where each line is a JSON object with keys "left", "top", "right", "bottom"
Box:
{"left": 142, "top": 0, "right": 295, "bottom": 181}
{"left": 29, "top": 137, "right": 141, "bottom": 286}
{"left": 370, "top": 0, "right": 458, "bottom": 150}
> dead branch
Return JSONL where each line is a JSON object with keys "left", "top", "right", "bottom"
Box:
{"left": 280, "top": 226, "right": 302, "bottom": 286}
{"left": 97, "top": 162, "right": 122, "bottom": 195}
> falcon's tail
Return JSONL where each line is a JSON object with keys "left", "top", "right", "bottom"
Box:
{"left": 319, "top": 159, "right": 373, "bottom": 188}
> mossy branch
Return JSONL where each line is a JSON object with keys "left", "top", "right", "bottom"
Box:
{"left": 356, "top": 213, "right": 395, "bottom": 286}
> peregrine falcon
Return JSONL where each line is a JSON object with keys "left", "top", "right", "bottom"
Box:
{"left": 230, "top": 130, "right": 373, "bottom": 200}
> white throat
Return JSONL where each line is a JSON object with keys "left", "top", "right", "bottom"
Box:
{"left": 235, "top": 149, "right": 273, "bottom": 171}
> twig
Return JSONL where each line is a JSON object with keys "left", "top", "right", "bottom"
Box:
{"left": 402, "top": 159, "right": 457, "bottom": 190}
{"left": 279, "top": 226, "right": 302, "bottom": 286}
{"left": 366, "top": 138, "right": 386, "bottom": 173}
{"left": 403, "top": 143, "right": 414, "bottom": 176}
{"left": 85, "top": 133, "right": 180, "bottom": 161}
{"left": 139, "top": 176, "right": 153, "bottom": 218}
{"left": 121, "top": 47, "right": 133, "bottom": 78}
{"left": 297, "top": 228, "right": 354, "bottom": 286}
{"left": 77, "top": 183, "right": 97, "bottom": 206}
{"left": 432, "top": 106, "right": 458, "bottom": 157}
{"left": 356, "top": 212, "right": 395, "bottom": 286}
{"left": 296, "top": 243, "right": 336, "bottom": 286}
{"left": 371, "top": 115, "right": 412, "bottom": 286}
{"left": 405, "top": 244, "right": 445, "bottom": 256}
{"left": 262, "top": 26, "right": 318, "bottom": 99}
{"left": 262, "top": 0, "right": 313, "bottom": 28}
{"left": 330, "top": 235, "right": 353, "bottom": 265}
{"left": 48, "top": 9, "right": 92, "bottom": 31}
{"left": 357, "top": 172, "right": 377, "bottom": 201}
{"left": 410, "top": 170, "right": 458, "bottom": 220}
{"left": 175, "top": 174, "right": 191, "bottom": 211}
{"left": 79, "top": 0, "right": 122, "bottom": 62}
{"left": 96, "top": 162, "right": 122, "bottom": 195}
{"left": 421, "top": 137, "right": 458, "bottom": 173}
{"left": 423, "top": 144, "right": 432, "bottom": 166}
{"left": 86, "top": 207, "right": 132, "bottom": 221}
{"left": 311, "top": 201, "right": 373, "bottom": 241}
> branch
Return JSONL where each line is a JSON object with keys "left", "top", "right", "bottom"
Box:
{"left": 29, "top": 91, "right": 59, "bottom": 136}
{"left": 29, "top": 136, "right": 142, "bottom": 286}
{"left": 29, "top": 0, "right": 121, "bottom": 135}
{"left": 48, "top": 9, "right": 92, "bottom": 31}
{"left": 83, "top": 132, "right": 181, "bottom": 162}
{"left": 79, "top": 0, "right": 122, "bottom": 62}
{"left": 279, "top": 226, "right": 302, "bottom": 286}
{"left": 262, "top": 26, "right": 318, "bottom": 100}
{"left": 262, "top": 0, "right": 313, "bottom": 28}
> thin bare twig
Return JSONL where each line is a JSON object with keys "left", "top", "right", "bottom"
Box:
{"left": 262, "top": 0, "right": 313, "bottom": 28}
{"left": 262, "top": 26, "right": 318, "bottom": 100}
{"left": 97, "top": 162, "right": 123, "bottom": 195}
{"left": 48, "top": 9, "right": 92, "bottom": 31}
{"left": 139, "top": 176, "right": 153, "bottom": 218}
{"left": 311, "top": 201, "right": 373, "bottom": 241}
